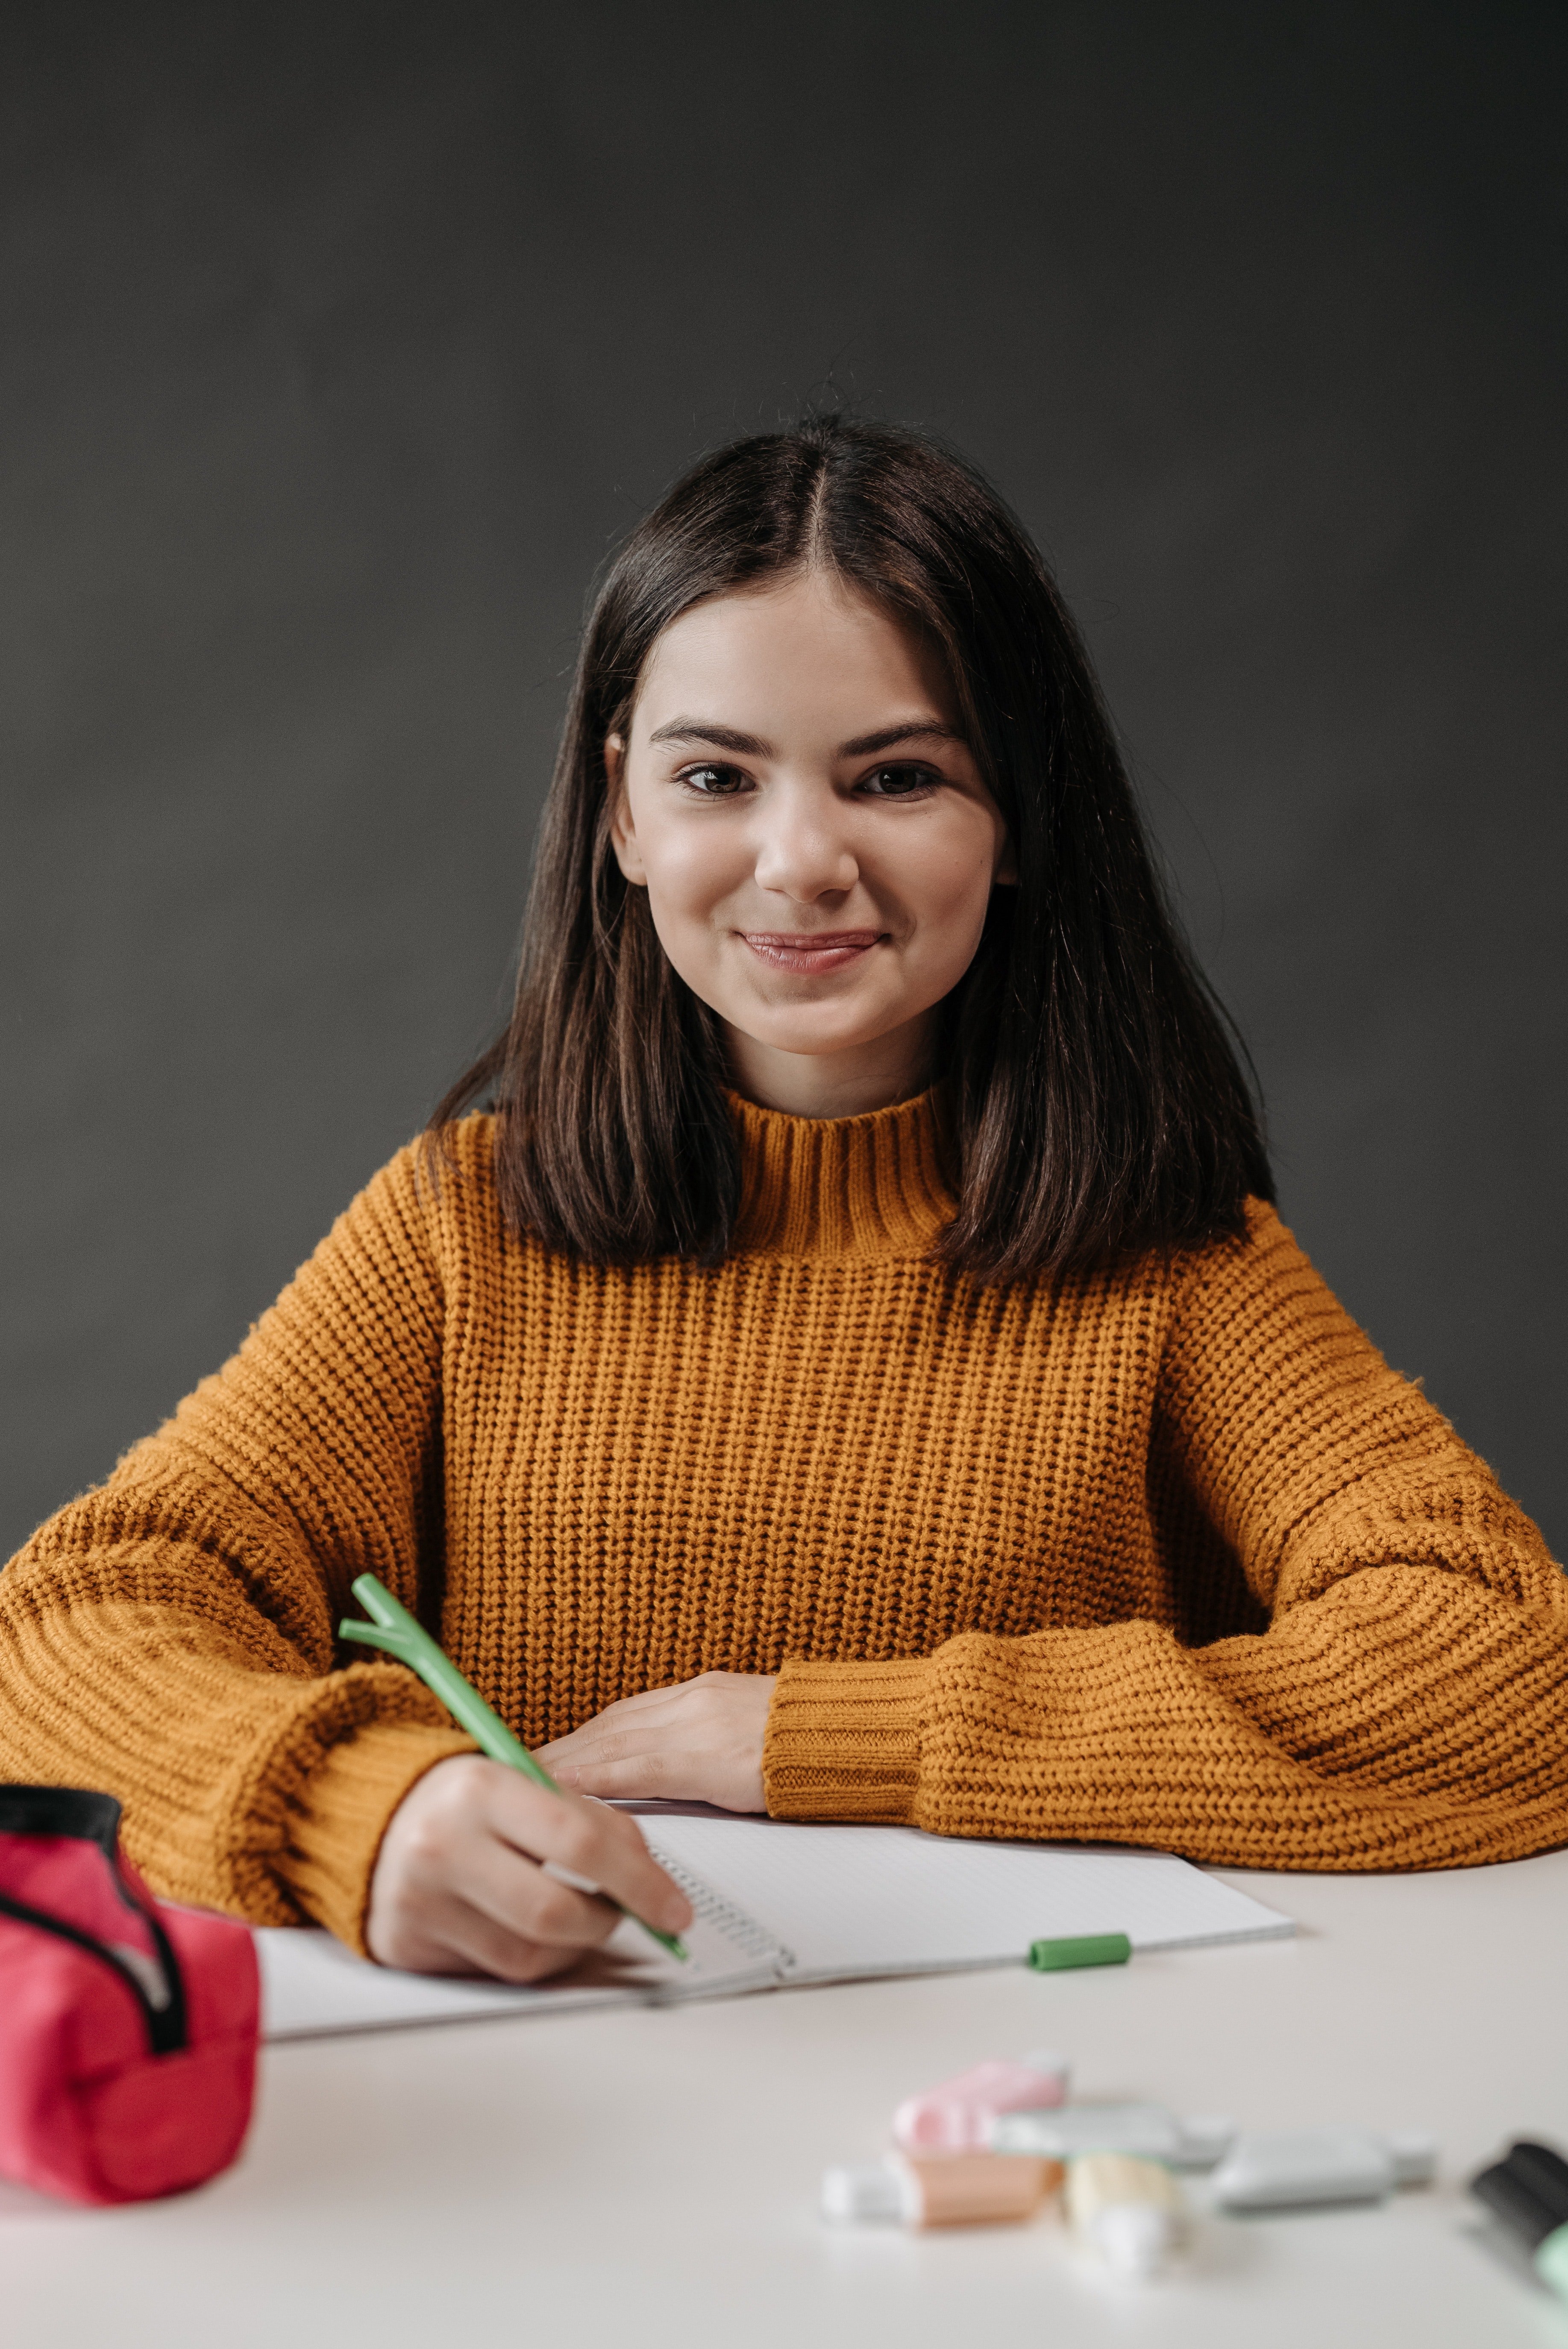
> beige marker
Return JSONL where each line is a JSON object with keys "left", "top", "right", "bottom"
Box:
{"left": 1065, "top": 2152, "right": 1184, "bottom": 2276}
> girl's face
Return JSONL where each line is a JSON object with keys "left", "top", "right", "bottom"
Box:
{"left": 606, "top": 569, "right": 1013, "bottom": 1111}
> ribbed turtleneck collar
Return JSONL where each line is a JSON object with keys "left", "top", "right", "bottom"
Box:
{"left": 727, "top": 1088, "right": 955, "bottom": 1261}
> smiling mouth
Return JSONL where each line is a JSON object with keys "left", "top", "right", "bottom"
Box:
{"left": 739, "top": 931, "right": 884, "bottom": 973}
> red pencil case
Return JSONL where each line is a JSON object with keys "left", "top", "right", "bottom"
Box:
{"left": 0, "top": 1785, "right": 260, "bottom": 2205}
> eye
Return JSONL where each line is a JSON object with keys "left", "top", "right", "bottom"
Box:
{"left": 677, "top": 762, "right": 749, "bottom": 797}
{"left": 859, "top": 763, "right": 939, "bottom": 798}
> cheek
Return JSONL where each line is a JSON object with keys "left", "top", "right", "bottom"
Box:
{"left": 636, "top": 819, "right": 742, "bottom": 925}
{"left": 899, "top": 819, "right": 1002, "bottom": 960}
{"left": 633, "top": 822, "right": 760, "bottom": 1003}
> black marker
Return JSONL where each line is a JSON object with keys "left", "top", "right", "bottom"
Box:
{"left": 1468, "top": 2139, "right": 1568, "bottom": 2302}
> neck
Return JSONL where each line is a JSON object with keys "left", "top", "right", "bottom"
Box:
{"left": 722, "top": 1010, "right": 938, "bottom": 1119}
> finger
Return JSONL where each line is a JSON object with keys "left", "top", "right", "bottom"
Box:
{"left": 546, "top": 1729, "right": 672, "bottom": 1784}
{"left": 454, "top": 1832, "right": 623, "bottom": 1954}
{"left": 544, "top": 1705, "right": 716, "bottom": 1775}
{"left": 540, "top": 1674, "right": 766, "bottom": 1771}
{"left": 594, "top": 1674, "right": 747, "bottom": 1717}
{"left": 540, "top": 1685, "right": 693, "bottom": 1762}
{"left": 369, "top": 1768, "right": 629, "bottom": 1968}
{"left": 585, "top": 1681, "right": 689, "bottom": 1717}
{"left": 479, "top": 1771, "right": 692, "bottom": 1935}
{"left": 549, "top": 1749, "right": 686, "bottom": 1800}
{"left": 402, "top": 1884, "right": 605, "bottom": 1986}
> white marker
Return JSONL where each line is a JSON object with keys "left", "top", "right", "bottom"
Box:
{"left": 1210, "top": 2127, "right": 1437, "bottom": 2210}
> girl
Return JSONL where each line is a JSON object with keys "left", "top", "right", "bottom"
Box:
{"left": 3, "top": 417, "right": 1563, "bottom": 1986}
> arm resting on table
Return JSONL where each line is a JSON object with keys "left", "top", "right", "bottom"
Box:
{"left": 764, "top": 1205, "right": 1568, "bottom": 1870}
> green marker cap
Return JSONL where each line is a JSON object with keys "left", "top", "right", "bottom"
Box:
{"left": 1536, "top": 2222, "right": 1568, "bottom": 2303}
{"left": 1028, "top": 1931, "right": 1132, "bottom": 1973}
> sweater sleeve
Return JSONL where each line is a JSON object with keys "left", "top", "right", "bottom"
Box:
{"left": 0, "top": 1142, "right": 475, "bottom": 1950}
{"left": 763, "top": 1204, "right": 1568, "bottom": 1870}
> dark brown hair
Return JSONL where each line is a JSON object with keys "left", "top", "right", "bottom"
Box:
{"left": 432, "top": 415, "right": 1272, "bottom": 1279}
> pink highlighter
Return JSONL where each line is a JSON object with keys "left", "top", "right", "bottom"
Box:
{"left": 893, "top": 2049, "right": 1070, "bottom": 2155}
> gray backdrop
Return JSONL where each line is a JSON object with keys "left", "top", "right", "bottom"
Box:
{"left": 3, "top": 0, "right": 1564, "bottom": 1561}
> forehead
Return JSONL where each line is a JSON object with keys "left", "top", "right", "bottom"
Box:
{"left": 632, "top": 572, "right": 956, "bottom": 739}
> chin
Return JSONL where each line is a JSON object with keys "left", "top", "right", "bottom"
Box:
{"left": 752, "top": 1024, "right": 886, "bottom": 1058}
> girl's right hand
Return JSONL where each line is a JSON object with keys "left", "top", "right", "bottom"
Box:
{"left": 365, "top": 1752, "right": 692, "bottom": 1980}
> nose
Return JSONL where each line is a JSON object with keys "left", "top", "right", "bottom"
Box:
{"left": 751, "top": 785, "right": 859, "bottom": 901}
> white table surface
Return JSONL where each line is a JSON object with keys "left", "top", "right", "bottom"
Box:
{"left": 8, "top": 1845, "right": 1568, "bottom": 2349}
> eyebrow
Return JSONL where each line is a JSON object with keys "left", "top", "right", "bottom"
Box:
{"left": 645, "top": 719, "right": 967, "bottom": 758}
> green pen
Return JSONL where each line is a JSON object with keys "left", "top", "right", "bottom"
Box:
{"left": 339, "top": 1572, "right": 689, "bottom": 1962}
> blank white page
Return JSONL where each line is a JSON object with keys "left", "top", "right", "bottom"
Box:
{"left": 640, "top": 1815, "right": 1294, "bottom": 1979}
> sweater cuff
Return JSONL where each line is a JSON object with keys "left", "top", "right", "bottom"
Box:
{"left": 763, "top": 1655, "right": 928, "bottom": 1824}
{"left": 275, "top": 1719, "right": 476, "bottom": 1954}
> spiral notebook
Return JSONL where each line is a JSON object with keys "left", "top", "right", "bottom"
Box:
{"left": 259, "top": 1811, "right": 1295, "bottom": 2040}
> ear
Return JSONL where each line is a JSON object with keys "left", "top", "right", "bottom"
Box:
{"left": 993, "top": 828, "right": 1019, "bottom": 889}
{"left": 605, "top": 735, "right": 647, "bottom": 886}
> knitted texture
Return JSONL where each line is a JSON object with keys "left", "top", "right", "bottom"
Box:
{"left": 2, "top": 1093, "right": 1564, "bottom": 1954}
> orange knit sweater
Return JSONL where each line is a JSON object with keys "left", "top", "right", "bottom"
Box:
{"left": 2, "top": 1093, "right": 1564, "bottom": 1954}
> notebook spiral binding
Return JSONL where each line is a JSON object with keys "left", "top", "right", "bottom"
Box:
{"left": 645, "top": 1843, "right": 796, "bottom": 1972}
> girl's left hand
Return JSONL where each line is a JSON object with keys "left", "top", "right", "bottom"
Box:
{"left": 538, "top": 1673, "right": 777, "bottom": 1812}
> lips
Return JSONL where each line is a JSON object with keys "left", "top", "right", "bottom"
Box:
{"left": 739, "top": 931, "right": 884, "bottom": 974}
